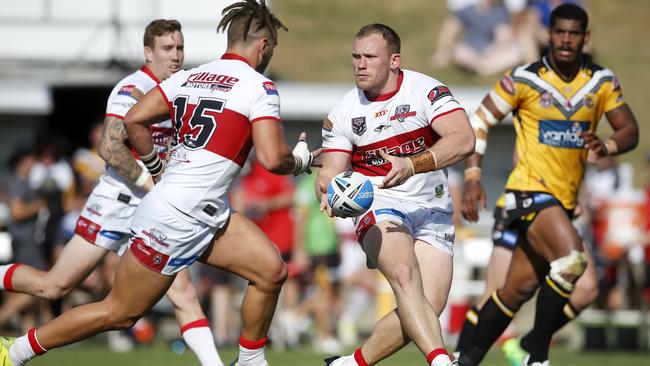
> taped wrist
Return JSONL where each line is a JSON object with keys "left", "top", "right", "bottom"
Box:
{"left": 408, "top": 149, "right": 437, "bottom": 174}
{"left": 603, "top": 138, "right": 618, "bottom": 155}
{"left": 134, "top": 167, "right": 152, "bottom": 188}
{"left": 464, "top": 167, "right": 481, "bottom": 182}
{"left": 139, "top": 149, "right": 164, "bottom": 177}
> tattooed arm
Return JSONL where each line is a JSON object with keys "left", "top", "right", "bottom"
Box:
{"left": 98, "top": 115, "right": 153, "bottom": 191}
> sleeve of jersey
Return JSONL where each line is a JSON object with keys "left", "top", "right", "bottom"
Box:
{"left": 250, "top": 81, "right": 281, "bottom": 123}
{"left": 157, "top": 72, "right": 184, "bottom": 112}
{"left": 425, "top": 84, "right": 464, "bottom": 124}
{"left": 105, "top": 84, "right": 141, "bottom": 119}
{"left": 490, "top": 71, "right": 518, "bottom": 114}
{"left": 321, "top": 107, "right": 353, "bottom": 154}
{"left": 602, "top": 75, "right": 625, "bottom": 112}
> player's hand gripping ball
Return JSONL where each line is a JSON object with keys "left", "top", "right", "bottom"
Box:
{"left": 327, "top": 171, "right": 374, "bottom": 217}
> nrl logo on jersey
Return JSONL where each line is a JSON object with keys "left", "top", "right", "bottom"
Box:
{"left": 351, "top": 117, "right": 367, "bottom": 136}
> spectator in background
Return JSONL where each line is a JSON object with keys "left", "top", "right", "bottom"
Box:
{"left": 432, "top": 0, "right": 524, "bottom": 76}
{"left": 291, "top": 171, "right": 342, "bottom": 354}
{"left": 0, "top": 143, "right": 48, "bottom": 331}
{"left": 72, "top": 121, "right": 105, "bottom": 195}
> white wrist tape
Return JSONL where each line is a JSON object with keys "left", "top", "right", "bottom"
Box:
{"left": 292, "top": 140, "right": 313, "bottom": 175}
{"left": 135, "top": 168, "right": 151, "bottom": 188}
{"left": 489, "top": 90, "right": 514, "bottom": 116}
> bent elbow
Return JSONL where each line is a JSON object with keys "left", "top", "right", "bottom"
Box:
{"left": 257, "top": 154, "right": 284, "bottom": 174}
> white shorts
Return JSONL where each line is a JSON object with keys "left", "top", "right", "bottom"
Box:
{"left": 128, "top": 190, "right": 230, "bottom": 276}
{"left": 74, "top": 180, "right": 143, "bottom": 255}
{"left": 353, "top": 193, "right": 455, "bottom": 257}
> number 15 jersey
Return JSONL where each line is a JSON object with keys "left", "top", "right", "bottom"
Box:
{"left": 155, "top": 53, "right": 281, "bottom": 227}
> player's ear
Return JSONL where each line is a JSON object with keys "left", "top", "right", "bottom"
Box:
{"left": 583, "top": 29, "right": 591, "bottom": 48}
{"left": 144, "top": 46, "right": 153, "bottom": 63}
{"left": 389, "top": 53, "right": 401, "bottom": 70}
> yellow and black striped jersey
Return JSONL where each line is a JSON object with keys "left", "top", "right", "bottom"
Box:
{"left": 492, "top": 57, "right": 624, "bottom": 209}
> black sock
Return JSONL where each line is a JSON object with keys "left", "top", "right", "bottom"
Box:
{"left": 459, "top": 293, "right": 514, "bottom": 366}
{"left": 521, "top": 301, "right": 579, "bottom": 353}
{"left": 525, "top": 276, "right": 572, "bottom": 363}
{"left": 456, "top": 305, "right": 479, "bottom": 353}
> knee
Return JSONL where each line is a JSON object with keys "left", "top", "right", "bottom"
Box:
{"left": 549, "top": 250, "right": 588, "bottom": 292}
{"left": 42, "top": 279, "right": 75, "bottom": 300}
{"left": 500, "top": 283, "right": 537, "bottom": 311}
{"left": 573, "top": 269, "right": 599, "bottom": 307}
{"left": 96, "top": 300, "right": 145, "bottom": 331}
{"left": 255, "top": 259, "right": 287, "bottom": 293}
{"left": 389, "top": 263, "right": 416, "bottom": 294}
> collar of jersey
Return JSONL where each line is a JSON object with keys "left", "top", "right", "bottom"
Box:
{"left": 221, "top": 53, "right": 251, "bottom": 66}
{"left": 364, "top": 70, "right": 404, "bottom": 102}
{"left": 139, "top": 65, "right": 161, "bottom": 84}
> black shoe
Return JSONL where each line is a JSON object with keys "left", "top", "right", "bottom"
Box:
{"left": 324, "top": 356, "right": 342, "bottom": 365}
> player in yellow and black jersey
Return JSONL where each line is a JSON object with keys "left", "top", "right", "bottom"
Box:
{"left": 456, "top": 4, "right": 639, "bottom": 366}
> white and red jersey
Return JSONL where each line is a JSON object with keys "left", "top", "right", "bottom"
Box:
{"left": 155, "top": 53, "right": 281, "bottom": 227}
{"left": 103, "top": 66, "right": 174, "bottom": 193}
{"left": 323, "top": 69, "right": 464, "bottom": 211}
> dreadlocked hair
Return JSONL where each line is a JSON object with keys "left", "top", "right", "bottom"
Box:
{"left": 217, "top": 0, "right": 287, "bottom": 45}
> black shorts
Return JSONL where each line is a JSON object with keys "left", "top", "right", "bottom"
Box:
{"left": 491, "top": 190, "right": 571, "bottom": 251}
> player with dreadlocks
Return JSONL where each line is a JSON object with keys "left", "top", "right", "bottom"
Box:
{"left": 0, "top": 2, "right": 318, "bottom": 365}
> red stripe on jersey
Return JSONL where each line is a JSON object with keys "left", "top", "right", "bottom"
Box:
{"left": 105, "top": 113, "right": 124, "bottom": 120}
{"left": 251, "top": 116, "right": 281, "bottom": 123}
{"left": 221, "top": 52, "right": 251, "bottom": 66}
{"left": 140, "top": 65, "right": 161, "bottom": 84}
{"left": 352, "top": 126, "right": 440, "bottom": 176}
{"left": 156, "top": 85, "right": 174, "bottom": 120}
{"left": 323, "top": 148, "right": 353, "bottom": 155}
{"left": 177, "top": 106, "right": 252, "bottom": 167}
{"left": 430, "top": 107, "right": 464, "bottom": 125}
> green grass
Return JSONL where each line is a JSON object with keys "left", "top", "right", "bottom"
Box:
{"left": 270, "top": 0, "right": 650, "bottom": 181}
{"left": 28, "top": 341, "right": 650, "bottom": 366}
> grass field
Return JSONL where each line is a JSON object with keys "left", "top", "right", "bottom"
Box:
{"left": 271, "top": 0, "right": 650, "bottom": 179}
{"left": 27, "top": 341, "right": 650, "bottom": 366}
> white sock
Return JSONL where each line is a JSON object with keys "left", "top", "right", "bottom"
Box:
{"left": 430, "top": 353, "right": 453, "bottom": 366}
{"left": 10, "top": 329, "right": 47, "bottom": 366}
{"left": 0, "top": 263, "right": 21, "bottom": 291}
{"left": 237, "top": 336, "right": 268, "bottom": 366}
{"left": 181, "top": 319, "right": 224, "bottom": 366}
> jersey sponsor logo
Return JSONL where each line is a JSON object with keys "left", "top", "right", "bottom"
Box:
{"left": 182, "top": 72, "right": 239, "bottom": 92}
{"left": 374, "top": 123, "right": 391, "bottom": 133}
{"left": 540, "top": 92, "right": 553, "bottom": 108}
{"left": 263, "top": 81, "right": 279, "bottom": 95}
{"left": 118, "top": 84, "right": 136, "bottom": 97}
{"left": 75, "top": 216, "right": 101, "bottom": 244}
{"left": 390, "top": 104, "right": 416, "bottom": 122}
{"left": 427, "top": 85, "right": 452, "bottom": 104}
{"left": 351, "top": 116, "right": 367, "bottom": 136}
{"left": 374, "top": 109, "right": 388, "bottom": 118}
{"left": 361, "top": 137, "right": 427, "bottom": 166}
{"left": 86, "top": 203, "right": 102, "bottom": 217}
{"left": 99, "top": 230, "right": 125, "bottom": 241}
{"left": 169, "top": 256, "right": 199, "bottom": 267}
{"left": 500, "top": 75, "right": 515, "bottom": 95}
{"left": 435, "top": 184, "right": 444, "bottom": 198}
{"left": 141, "top": 228, "right": 169, "bottom": 248}
{"left": 130, "top": 237, "right": 169, "bottom": 273}
{"left": 538, "top": 120, "right": 590, "bottom": 149}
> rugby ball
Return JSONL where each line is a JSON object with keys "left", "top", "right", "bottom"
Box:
{"left": 327, "top": 171, "right": 374, "bottom": 217}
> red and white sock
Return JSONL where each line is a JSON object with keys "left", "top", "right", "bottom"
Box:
{"left": 9, "top": 328, "right": 47, "bottom": 366}
{"left": 237, "top": 336, "right": 268, "bottom": 366}
{"left": 427, "top": 348, "right": 452, "bottom": 366}
{"left": 0, "top": 263, "right": 22, "bottom": 291}
{"left": 180, "top": 318, "right": 224, "bottom": 366}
